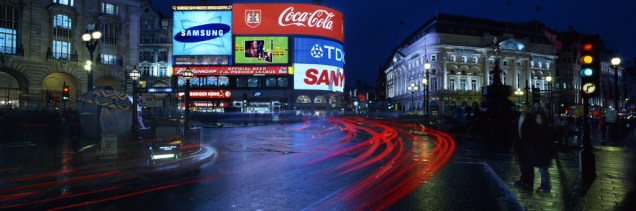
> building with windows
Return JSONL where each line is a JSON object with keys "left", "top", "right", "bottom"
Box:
{"left": 0, "top": 0, "right": 141, "bottom": 109}
{"left": 383, "top": 14, "right": 557, "bottom": 116}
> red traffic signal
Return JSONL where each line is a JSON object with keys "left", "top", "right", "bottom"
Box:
{"left": 62, "top": 85, "right": 70, "bottom": 101}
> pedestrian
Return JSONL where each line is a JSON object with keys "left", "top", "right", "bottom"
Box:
{"left": 531, "top": 114, "right": 556, "bottom": 193}
{"left": 514, "top": 104, "right": 536, "bottom": 190}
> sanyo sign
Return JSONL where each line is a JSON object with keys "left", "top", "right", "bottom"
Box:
{"left": 294, "top": 63, "right": 345, "bottom": 92}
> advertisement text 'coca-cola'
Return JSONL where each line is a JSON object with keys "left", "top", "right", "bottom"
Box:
{"left": 277, "top": 7, "right": 335, "bottom": 30}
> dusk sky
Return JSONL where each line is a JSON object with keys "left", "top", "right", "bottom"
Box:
{"left": 152, "top": 0, "right": 636, "bottom": 87}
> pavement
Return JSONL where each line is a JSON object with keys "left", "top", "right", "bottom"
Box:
{"left": 432, "top": 118, "right": 636, "bottom": 211}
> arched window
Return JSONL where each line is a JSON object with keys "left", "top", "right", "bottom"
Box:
{"left": 297, "top": 95, "right": 311, "bottom": 104}
{"left": 328, "top": 96, "right": 337, "bottom": 104}
{"left": 314, "top": 96, "right": 326, "bottom": 103}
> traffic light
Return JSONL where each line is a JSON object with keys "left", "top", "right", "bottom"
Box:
{"left": 62, "top": 85, "right": 70, "bottom": 101}
{"left": 243, "top": 93, "right": 248, "bottom": 107}
{"left": 579, "top": 35, "right": 600, "bottom": 96}
{"left": 532, "top": 87, "right": 541, "bottom": 103}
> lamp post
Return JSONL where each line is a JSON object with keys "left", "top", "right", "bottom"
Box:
{"left": 408, "top": 83, "right": 418, "bottom": 112}
{"left": 611, "top": 57, "right": 621, "bottom": 110}
{"left": 546, "top": 76, "right": 553, "bottom": 123}
{"left": 129, "top": 68, "right": 140, "bottom": 140}
{"left": 183, "top": 68, "right": 193, "bottom": 128}
{"left": 423, "top": 60, "right": 431, "bottom": 117}
{"left": 82, "top": 23, "right": 101, "bottom": 92}
{"left": 514, "top": 88, "right": 523, "bottom": 108}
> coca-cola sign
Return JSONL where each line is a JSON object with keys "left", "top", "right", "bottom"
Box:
{"left": 277, "top": 7, "right": 335, "bottom": 30}
{"left": 233, "top": 4, "right": 343, "bottom": 42}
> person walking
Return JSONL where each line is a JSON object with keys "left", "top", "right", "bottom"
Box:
{"left": 514, "top": 104, "right": 536, "bottom": 190}
{"left": 531, "top": 114, "right": 556, "bottom": 193}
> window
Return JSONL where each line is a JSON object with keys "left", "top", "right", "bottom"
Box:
{"left": 297, "top": 95, "right": 311, "bottom": 103}
{"left": 461, "top": 56, "right": 467, "bottom": 63}
{"left": 472, "top": 57, "right": 478, "bottom": 64}
{"left": 100, "top": 54, "right": 116, "bottom": 65}
{"left": 449, "top": 78, "right": 455, "bottom": 90}
{"left": 314, "top": 96, "right": 326, "bottom": 103}
{"left": 517, "top": 73, "right": 521, "bottom": 89}
{"left": 0, "top": 4, "right": 19, "bottom": 54}
{"left": 516, "top": 62, "right": 521, "bottom": 67}
{"left": 277, "top": 78, "right": 288, "bottom": 88}
{"left": 248, "top": 77, "right": 259, "bottom": 88}
{"left": 101, "top": 24, "right": 117, "bottom": 45}
{"left": 236, "top": 78, "right": 247, "bottom": 87}
{"left": 141, "top": 19, "right": 153, "bottom": 30}
{"left": 450, "top": 55, "right": 456, "bottom": 62}
{"left": 218, "top": 76, "right": 229, "bottom": 86}
{"left": 530, "top": 61, "right": 535, "bottom": 68}
{"left": 538, "top": 62, "right": 543, "bottom": 69}
{"left": 52, "top": 40, "right": 71, "bottom": 60}
{"left": 139, "top": 63, "right": 152, "bottom": 76}
{"left": 158, "top": 51, "right": 168, "bottom": 62}
{"left": 471, "top": 79, "right": 477, "bottom": 90}
{"left": 139, "top": 50, "right": 153, "bottom": 62}
{"left": 431, "top": 77, "right": 437, "bottom": 91}
{"left": 161, "top": 20, "right": 168, "bottom": 30}
{"left": 101, "top": 2, "right": 118, "bottom": 15}
{"left": 546, "top": 63, "right": 550, "bottom": 70}
{"left": 157, "top": 63, "right": 167, "bottom": 77}
{"left": 460, "top": 78, "right": 467, "bottom": 90}
{"left": 503, "top": 72, "right": 507, "bottom": 85}
{"left": 266, "top": 78, "right": 277, "bottom": 87}
{"left": 329, "top": 96, "right": 337, "bottom": 104}
{"left": 207, "top": 76, "right": 218, "bottom": 86}
{"left": 53, "top": 0, "right": 74, "bottom": 6}
{"left": 52, "top": 14, "right": 72, "bottom": 38}
{"left": 503, "top": 61, "right": 508, "bottom": 66}
{"left": 488, "top": 60, "right": 494, "bottom": 65}
{"left": 431, "top": 54, "right": 437, "bottom": 62}
{"left": 140, "top": 33, "right": 152, "bottom": 44}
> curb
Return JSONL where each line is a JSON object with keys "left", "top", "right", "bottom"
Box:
{"left": 483, "top": 162, "right": 524, "bottom": 211}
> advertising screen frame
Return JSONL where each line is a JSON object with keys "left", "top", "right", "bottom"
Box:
{"left": 233, "top": 36, "right": 290, "bottom": 65}
{"left": 293, "top": 63, "right": 345, "bottom": 92}
{"left": 172, "top": 5, "right": 233, "bottom": 61}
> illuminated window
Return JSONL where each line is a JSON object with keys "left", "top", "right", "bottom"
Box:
{"left": 161, "top": 20, "right": 169, "bottom": 30}
{"left": 329, "top": 96, "right": 337, "bottom": 104}
{"left": 139, "top": 62, "right": 152, "bottom": 77}
{"left": 449, "top": 78, "right": 455, "bottom": 90}
{"left": 101, "top": 2, "right": 118, "bottom": 15}
{"left": 99, "top": 54, "right": 116, "bottom": 65}
{"left": 266, "top": 78, "right": 277, "bottom": 87}
{"left": 218, "top": 76, "right": 229, "bottom": 86}
{"left": 248, "top": 77, "right": 259, "bottom": 88}
{"left": 472, "top": 57, "right": 478, "bottom": 64}
{"left": 450, "top": 55, "right": 456, "bottom": 62}
{"left": 460, "top": 78, "right": 467, "bottom": 90}
{"left": 53, "top": 0, "right": 74, "bottom": 6}
{"left": 53, "top": 14, "right": 71, "bottom": 29}
{"left": 471, "top": 79, "right": 477, "bottom": 90}
{"left": 297, "top": 95, "right": 311, "bottom": 104}
{"left": 431, "top": 54, "right": 437, "bottom": 62}
{"left": 277, "top": 78, "right": 288, "bottom": 87}
{"left": 314, "top": 96, "right": 326, "bottom": 103}
{"left": 157, "top": 62, "right": 167, "bottom": 77}
{"left": 52, "top": 40, "right": 71, "bottom": 60}
{"left": 0, "top": 4, "right": 18, "bottom": 54}
{"left": 531, "top": 61, "right": 535, "bottom": 68}
{"left": 461, "top": 56, "right": 467, "bottom": 63}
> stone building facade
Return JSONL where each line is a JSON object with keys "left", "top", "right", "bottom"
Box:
{"left": 383, "top": 14, "right": 557, "bottom": 116}
{"left": 0, "top": 0, "right": 142, "bottom": 109}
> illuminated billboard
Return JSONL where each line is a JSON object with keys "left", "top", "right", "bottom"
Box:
{"left": 293, "top": 63, "right": 344, "bottom": 92}
{"left": 172, "top": 5, "right": 232, "bottom": 60}
{"left": 173, "top": 66, "right": 289, "bottom": 76}
{"left": 234, "top": 36, "right": 289, "bottom": 64}
{"left": 232, "top": 4, "right": 344, "bottom": 42}
{"left": 178, "top": 90, "right": 232, "bottom": 99}
{"left": 294, "top": 37, "right": 344, "bottom": 68}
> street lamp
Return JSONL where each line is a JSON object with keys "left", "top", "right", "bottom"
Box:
{"left": 408, "top": 83, "right": 418, "bottom": 112}
{"left": 183, "top": 68, "right": 193, "bottom": 128}
{"left": 423, "top": 60, "right": 431, "bottom": 117}
{"left": 611, "top": 57, "right": 621, "bottom": 110}
{"left": 82, "top": 23, "right": 101, "bottom": 91}
{"left": 129, "top": 68, "right": 140, "bottom": 140}
{"left": 514, "top": 88, "right": 524, "bottom": 107}
{"left": 546, "top": 76, "right": 553, "bottom": 122}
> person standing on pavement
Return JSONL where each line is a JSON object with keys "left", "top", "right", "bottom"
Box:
{"left": 514, "top": 104, "right": 536, "bottom": 190}
{"left": 531, "top": 114, "right": 556, "bottom": 193}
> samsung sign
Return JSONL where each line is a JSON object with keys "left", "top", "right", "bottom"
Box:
{"left": 294, "top": 37, "right": 344, "bottom": 68}
{"left": 173, "top": 10, "right": 232, "bottom": 56}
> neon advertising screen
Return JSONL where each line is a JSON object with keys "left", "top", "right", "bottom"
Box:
{"left": 232, "top": 4, "right": 344, "bottom": 42}
{"left": 293, "top": 37, "right": 345, "bottom": 92}
{"left": 172, "top": 5, "right": 232, "bottom": 65}
{"left": 234, "top": 36, "right": 289, "bottom": 64}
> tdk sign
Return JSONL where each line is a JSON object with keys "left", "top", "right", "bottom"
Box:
{"left": 174, "top": 23, "right": 231, "bottom": 43}
{"left": 295, "top": 38, "right": 344, "bottom": 67}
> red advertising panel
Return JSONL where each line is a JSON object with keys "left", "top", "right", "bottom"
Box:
{"left": 173, "top": 66, "right": 289, "bottom": 76}
{"left": 233, "top": 4, "right": 344, "bottom": 42}
{"left": 178, "top": 90, "right": 232, "bottom": 99}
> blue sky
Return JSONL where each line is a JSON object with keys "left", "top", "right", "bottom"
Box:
{"left": 153, "top": 0, "right": 636, "bottom": 87}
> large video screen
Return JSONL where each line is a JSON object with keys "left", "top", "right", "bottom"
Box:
{"left": 172, "top": 6, "right": 232, "bottom": 57}
{"left": 233, "top": 4, "right": 344, "bottom": 42}
{"left": 294, "top": 37, "right": 344, "bottom": 68}
{"left": 234, "top": 36, "right": 289, "bottom": 64}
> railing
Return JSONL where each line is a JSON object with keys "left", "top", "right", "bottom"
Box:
{"left": 46, "top": 52, "right": 78, "bottom": 62}
{"left": 97, "top": 56, "right": 123, "bottom": 66}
